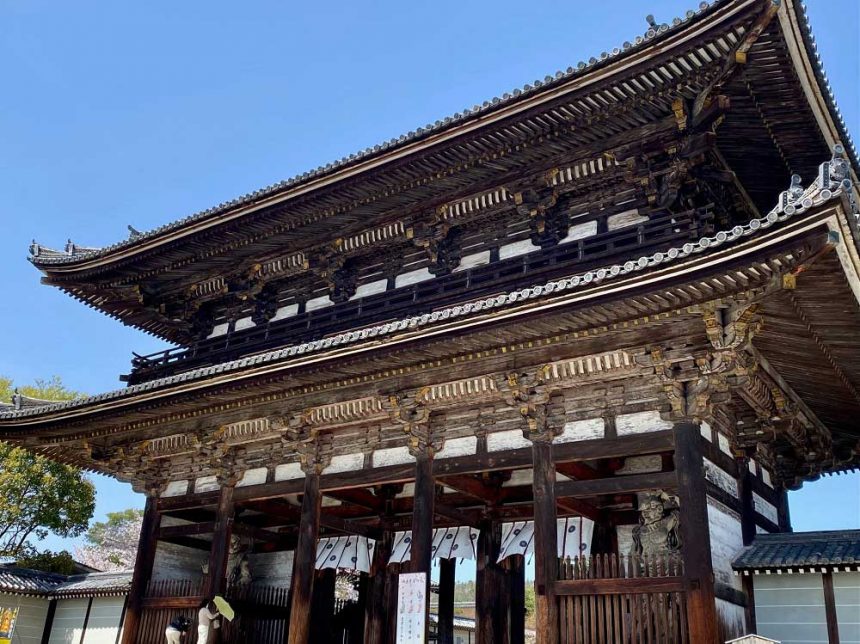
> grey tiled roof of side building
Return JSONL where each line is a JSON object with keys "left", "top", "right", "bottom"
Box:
{"left": 732, "top": 530, "right": 860, "bottom": 571}
{"left": 52, "top": 571, "right": 132, "bottom": 597}
{"left": 0, "top": 567, "right": 66, "bottom": 595}
{"left": 29, "top": 0, "right": 857, "bottom": 265}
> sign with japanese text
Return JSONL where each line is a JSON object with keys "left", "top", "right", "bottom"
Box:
{"left": 395, "top": 572, "right": 427, "bottom": 644}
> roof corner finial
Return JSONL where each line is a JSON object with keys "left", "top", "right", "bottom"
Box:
{"left": 65, "top": 238, "right": 75, "bottom": 255}
{"left": 29, "top": 239, "right": 39, "bottom": 257}
{"left": 646, "top": 14, "right": 658, "bottom": 28}
{"left": 128, "top": 225, "right": 143, "bottom": 240}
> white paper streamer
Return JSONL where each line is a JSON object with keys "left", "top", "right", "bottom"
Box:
{"left": 388, "top": 526, "right": 480, "bottom": 565}
{"left": 497, "top": 517, "right": 594, "bottom": 562}
{"left": 315, "top": 535, "right": 376, "bottom": 573}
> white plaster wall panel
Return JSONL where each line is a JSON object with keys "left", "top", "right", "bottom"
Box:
{"left": 556, "top": 418, "right": 604, "bottom": 443}
{"left": 207, "top": 323, "right": 229, "bottom": 338}
{"left": 717, "top": 432, "right": 732, "bottom": 455}
{"left": 394, "top": 268, "right": 433, "bottom": 288}
{"left": 436, "top": 436, "right": 477, "bottom": 459}
{"left": 453, "top": 250, "right": 491, "bottom": 272}
{"left": 80, "top": 597, "right": 125, "bottom": 644}
{"left": 195, "top": 476, "right": 218, "bottom": 493}
{"left": 396, "top": 483, "right": 415, "bottom": 499}
{"left": 616, "top": 455, "right": 662, "bottom": 475}
{"left": 5, "top": 594, "right": 47, "bottom": 643}
{"left": 250, "top": 551, "right": 294, "bottom": 589}
{"left": 833, "top": 572, "right": 860, "bottom": 643}
{"left": 499, "top": 239, "right": 540, "bottom": 260}
{"left": 615, "top": 411, "right": 673, "bottom": 436}
{"left": 321, "top": 497, "right": 342, "bottom": 508}
{"left": 305, "top": 295, "right": 334, "bottom": 312}
{"left": 700, "top": 421, "right": 712, "bottom": 441}
{"left": 274, "top": 462, "right": 304, "bottom": 481}
{"left": 502, "top": 469, "right": 533, "bottom": 488}
{"left": 271, "top": 303, "right": 299, "bottom": 321}
{"left": 606, "top": 209, "right": 647, "bottom": 230}
{"left": 351, "top": 279, "right": 388, "bottom": 300}
{"left": 323, "top": 453, "right": 365, "bottom": 474}
{"left": 753, "top": 493, "right": 779, "bottom": 525}
{"left": 754, "top": 573, "right": 829, "bottom": 644}
{"left": 48, "top": 598, "right": 88, "bottom": 644}
{"left": 706, "top": 498, "right": 743, "bottom": 591}
{"left": 559, "top": 220, "right": 598, "bottom": 244}
{"left": 748, "top": 458, "right": 757, "bottom": 475}
{"left": 372, "top": 446, "right": 415, "bottom": 468}
{"left": 616, "top": 525, "right": 635, "bottom": 557}
{"left": 152, "top": 542, "right": 207, "bottom": 582}
{"left": 488, "top": 429, "right": 532, "bottom": 452}
{"left": 162, "top": 480, "right": 189, "bottom": 497}
{"left": 715, "top": 598, "right": 745, "bottom": 642}
{"left": 237, "top": 467, "right": 268, "bottom": 487}
{"left": 761, "top": 467, "right": 773, "bottom": 488}
{"left": 704, "top": 459, "right": 739, "bottom": 497}
{"left": 233, "top": 316, "right": 255, "bottom": 331}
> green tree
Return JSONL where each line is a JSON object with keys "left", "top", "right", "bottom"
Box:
{"left": 15, "top": 550, "right": 77, "bottom": 575}
{"left": 0, "top": 376, "right": 96, "bottom": 559}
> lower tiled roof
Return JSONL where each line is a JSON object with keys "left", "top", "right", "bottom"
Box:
{"left": 0, "top": 566, "right": 132, "bottom": 598}
{"left": 732, "top": 530, "right": 860, "bottom": 571}
{"left": 0, "top": 567, "right": 65, "bottom": 595}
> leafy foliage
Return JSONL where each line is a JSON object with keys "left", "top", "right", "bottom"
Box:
{"left": 0, "top": 376, "right": 95, "bottom": 560}
{"left": 75, "top": 509, "right": 143, "bottom": 571}
{"left": 15, "top": 549, "right": 77, "bottom": 575}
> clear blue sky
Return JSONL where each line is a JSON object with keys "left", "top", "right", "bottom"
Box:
{"left": 1, "top": 0, "right": 857, "bottom": 554}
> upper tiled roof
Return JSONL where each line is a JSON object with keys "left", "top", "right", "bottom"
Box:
{"left": 0, "top": 566, "right": 65, "bottom": 595}
{"left": 52, "top": 571, "right": 132, "bottom": 597}
{"left": 2, "top": 151, "right": 853, "bottom": 422}
{"left": 28, "top": 0, "right": 857, "bottom": 267}
{"left": 733, "top": 530, "right": 860, "bottom": 571}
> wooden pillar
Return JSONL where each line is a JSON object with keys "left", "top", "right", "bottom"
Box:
{"left": 738, "top": 459, "right": 756, "bottom": 547}
{"left": 364, "top": 529, "right": 393, "bottom": 644}
{"left": 741, "top": 574, "right": 756, "bottom": 634}
{"left": 777, "top": 486, "right": 792, "bottom": 532}
{"left": 438, "top": 558, "right": 456, "bottom": 644}
{"left": 309, "top": 568, "right": 337, "bottom": 642}
{"left": 408, "top": 449, "right": 435, "bottom": 641}
{"left": 507, "top": 555, "right": 526, "bottom": 644}
{"left": 204, "top": 484, "right": 235, "bottom": 599}
{"left": 531, "top": 438, "right": 558, "bottom": 644}
{"left": 823, "top": 571, "right": 841, "bottom": 644}
{"left": 288, "top": 468, "right": 322, "bottom": 644}
{"left": 120, "top": 494, "right": 160, "bottom": 644}
{"left": 39, "top": 599, "right": 57, "bottom": 644}
{"left": 673, "top": 422, "right": 719, "bottom": 644}
{"left": 477, "top": 519, "right": 509, "bottom": 644}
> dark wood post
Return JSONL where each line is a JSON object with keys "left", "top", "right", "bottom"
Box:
{"left": 507, "top": 555, "right": 526, "bottom": 644}
{"left": 310, "top": 568, "right": 337, "bottom": 642}
{"left": 409, "top": 449, "right": 435, "bottom": 641}
{"left": 288, "top": 467, "right": 322, "bottom": 644}
{"left": 822, "top": 571, "right": 841, "bottom": 644}
{"left": 438, "top": 558, "right": 456, "bottom": 644}
{"left": 738, "top": 459, "right": 756, "bottom": 547}
{"left": 477, "top": 518, "right": 509, "bottom": 644}
{"left": 120, "top": 494, "right": 160, "bottom": 644}
{"left": 204, "top": 484, "right": 235, "bottom": 599}
{"left": 531, "top": 438, "right": 558, "bottom": 644}
{"left": 741, "top": 574, "right": 756, "bottom": 634}
{"left": 777, "top": 486, "right": 792, "bottom": 532}
{"left": 673, "top": 422, "right": 719, "bottom": 644}
{"left": 363, "top": 529, "right": 392, "bottom": 644}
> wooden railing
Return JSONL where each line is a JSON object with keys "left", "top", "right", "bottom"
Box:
{"left": 556, "top": 554, "right": 689, "bottom": 644}
{"left": 124, "top": 208, "right": 715, "bottom": 384}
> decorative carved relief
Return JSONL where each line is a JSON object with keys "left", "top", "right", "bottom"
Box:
{"left": 631, "top": 491, "right": 681, "bottom": 557}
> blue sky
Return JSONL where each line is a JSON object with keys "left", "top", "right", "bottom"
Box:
{"left": 1, "top": 0, "right": 857, "bottom": 554}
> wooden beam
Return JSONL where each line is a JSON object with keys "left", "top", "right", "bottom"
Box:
{"left": 439, "top": 474, "right": 502, "bottom": 502}
{"left": 158, "top": 521, "right": 216, "bottom": 539}
{"left": 120, "top": 495, "right": 160, "bottom": 644}
{"left": 288, "top": 471, "right": 321, "bottom": 644}
{"left": 438, "top": 558, "right": 456, "bottom": 644}
{"left": 203, "top": 485, "right": 234, "bottom": 599}
{"left": 674, "top": 423, "right": 719, "bottom": 644}
{"left": 532, "top": 439, "right": 558, "bottom": 644}
{"left": 554, "top": 576, "right": 685, "bottom": 595}
{"left": 555, "top": 471, "right": 677, "bottom": 498}
{"left": 823, "top": 571, "right": 841, "bottom": 644}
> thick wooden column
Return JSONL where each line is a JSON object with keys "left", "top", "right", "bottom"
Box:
{"left": 438, "top": 558, "right": 456, "bottom": 644}
{"left": 673, "top": 422, "right": 719, "bottom": 644}
{"left": 120, "top": 494, "right": 160, "bottom": 644}
{"left": 476, "top": 518, "right": 508, "bottom": 644}
{"left": 364, "top": 529, "right": 393, "bottom": 644}
{"left": 531, "top": 438, "right": 558, "bottom": 644}
{"left": 288, "top": 467, "right": 322, "bottom": 644}
{"left": 822, "top": 570, "right": 841, "bottom": 644}
{"left": 410, "top": 449, "right": 435, "bottom": 641}
{"left": 507, "top": 555, "right": 526, "bottom": 644}
{"left": 203, "top": 484, "right": 235, "bottom": 599}
{"left": 309, "top": 568, "right": 337, "bottom": 642}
